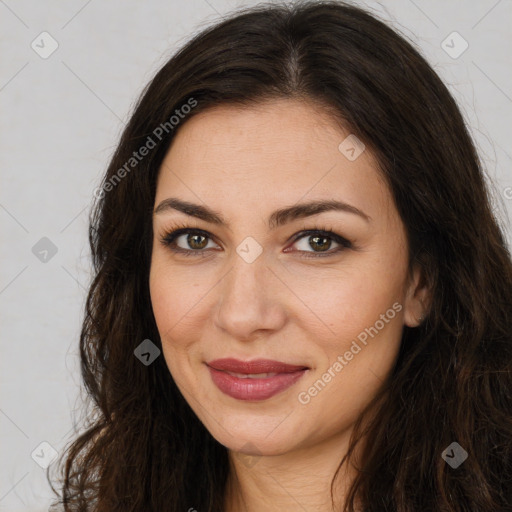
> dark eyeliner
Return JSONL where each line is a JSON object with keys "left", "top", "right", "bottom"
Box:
{"left": 159, "top": 225, "right": 352, "bottom": 258}
{"left": 288, "top": 229, "right": 352, "bottom": 259}
{"left": 159, "top": 227, "right": 215, "bottom": 257}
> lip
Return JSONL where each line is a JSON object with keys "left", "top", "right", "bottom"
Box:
{"left": 206, "top": 358, "right": 309, "bottom": 401}
{"left": 207, "top": 358, "right": 309, "bottom": 374}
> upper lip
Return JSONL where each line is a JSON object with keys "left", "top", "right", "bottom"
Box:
{"left": 207, "top": 358, "right": 309, "bottom": 374}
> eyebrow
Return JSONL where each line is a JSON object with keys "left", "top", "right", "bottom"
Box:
{"left": 153, "top": 197, "right": 371, "bottom": 228}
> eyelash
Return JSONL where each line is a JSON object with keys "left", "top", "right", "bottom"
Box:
{"left": 158, "top": 222, "right": 353, "bottom": 259}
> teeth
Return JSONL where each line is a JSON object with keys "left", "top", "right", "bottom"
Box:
{"left": 225, "top": 371, "right": 279, "bottom": 379}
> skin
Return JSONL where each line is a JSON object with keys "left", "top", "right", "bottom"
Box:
{"left": 149, "top": 98, "right": 430, "bottom": 511}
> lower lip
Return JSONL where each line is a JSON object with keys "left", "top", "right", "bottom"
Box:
{"left": 207, "top": 366, "right": 308, "bottom": 401}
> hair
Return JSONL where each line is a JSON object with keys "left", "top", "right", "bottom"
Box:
{"left": 48, "top": 1, "right": 512, "bottom": 510}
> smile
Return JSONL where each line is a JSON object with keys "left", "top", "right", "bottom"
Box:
{"left": 206, "top": 361, "right": 309, "bottom": 401}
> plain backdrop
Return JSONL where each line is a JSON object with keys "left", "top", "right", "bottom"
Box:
{"left": 1, "top": 0, "right": 511, "bottom": 510}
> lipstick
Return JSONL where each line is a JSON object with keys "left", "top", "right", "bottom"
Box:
{"left": 206, "top": 358, "right": 309, "bottom": 401}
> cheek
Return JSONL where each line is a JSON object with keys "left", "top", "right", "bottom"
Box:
{"left": 292, "top": 255, "right": 407, "bottom": 383}
{"left": 149, "top": 255, "right": 206, "bottom": 333}
{"left": 295, "top": 278, "right": 405, "bottom": 431}
{"left": 149, "top": 257, "right": 216, "bottom": 376}
{"left": 306, "top": 286, "right": 404, "bottom": 382}
{"left": 149, "top": 275, "right": 194, "bottom": 393}
{"left": 149, "top": 259, "right": 188, "bottom": 365}
{"left": 149, "top": 266, "right": 175, "bottom": 338}
{"left": 292, "top": 260, "right": 405, "bottom": 340}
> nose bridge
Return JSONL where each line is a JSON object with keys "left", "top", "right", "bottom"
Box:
{"left": 214, "top": 248, "right": 286, "bottom": 339}
{"left": 228, "top": 254, "right": 263, "bottom": 298}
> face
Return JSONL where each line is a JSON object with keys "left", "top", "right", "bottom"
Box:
{"left": 149, "top": 98, "right": 427, "bottom": 457}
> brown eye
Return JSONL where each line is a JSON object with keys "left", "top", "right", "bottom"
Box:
{"left": 160, "top": 227, "right": 351, "bottom": 259}
{"left": 289, "top": 230, "right": 351, "bottom": 258}
{"left": 185, "top": 233, "right": 209, "bottom": 250}
{"left": 308, "top": 235, "right": 332, "bottom": 252}
{"left": 160, "top": 228, "right": 219, "bottom": 256}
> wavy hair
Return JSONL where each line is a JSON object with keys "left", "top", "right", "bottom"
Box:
{"left": 49, "top": 1, "right": 512, "bottom": 510}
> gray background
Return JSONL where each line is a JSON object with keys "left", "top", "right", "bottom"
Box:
{"left": 1, "top": 0, "right": 511, "bottom": 510}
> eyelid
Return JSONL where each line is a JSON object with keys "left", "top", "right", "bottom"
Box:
{"left": 159, "top": 226, "right": 221, "bottom": 255}
{"left": 158, "top": 223, "right": 353, "bottom": 258}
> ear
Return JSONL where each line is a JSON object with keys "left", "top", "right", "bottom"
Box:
{"left": 403, "top": 263, "right": 431, "bottom": 328}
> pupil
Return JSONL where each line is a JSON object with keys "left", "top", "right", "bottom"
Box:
{"left": 311, "top": 236, "right": 330, "bottom": 252}
{"left": 189, "top": 234, "right": 206, "bottom": 249}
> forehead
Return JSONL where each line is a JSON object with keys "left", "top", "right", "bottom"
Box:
{"left": 155, "top": 98, "right": 391, "bottom": 223}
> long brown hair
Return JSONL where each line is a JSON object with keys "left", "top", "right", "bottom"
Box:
{"left": 49, "top": 1, "right": 512, "bottom": 510}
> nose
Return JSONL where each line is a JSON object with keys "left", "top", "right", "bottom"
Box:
{"left": 213, "top": 253, "right": 288, "bottom": 341}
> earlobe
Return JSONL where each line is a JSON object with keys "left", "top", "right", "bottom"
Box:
{"left": 403, "top": 264, "right": 431, "bottom": 328}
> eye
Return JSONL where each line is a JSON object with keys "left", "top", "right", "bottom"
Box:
{"left": 159, "top": 225, "right": 352, "bottom": 258}
{"left": 160, "top": 227, "right": 220, "bottom": 257}
{"left": 287, "top": 229, "right": 352, "bottom": 258}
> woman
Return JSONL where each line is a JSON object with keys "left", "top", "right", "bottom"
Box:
{"left": 49, "top": 1, "right": 512, "bottom": 510}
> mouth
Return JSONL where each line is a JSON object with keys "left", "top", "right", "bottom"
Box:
{"left": 205, "top": 358, "right": 310, "bottom": 401}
